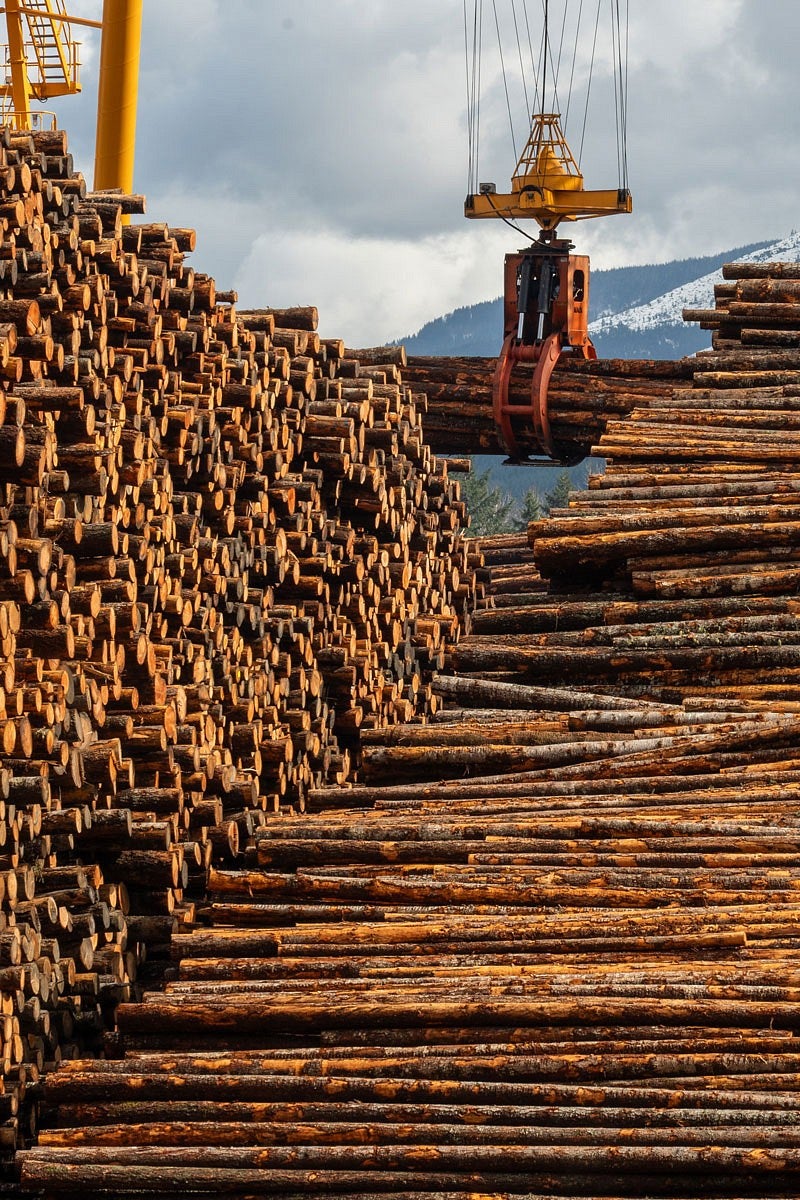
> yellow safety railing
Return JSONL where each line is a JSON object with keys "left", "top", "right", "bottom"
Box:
{"left": 0, "top": 102, "right": 56, "bottom": 127}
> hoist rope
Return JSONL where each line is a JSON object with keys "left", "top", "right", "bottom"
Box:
{"left": 473, "top": 0, "right": 483, "bottom": 193}
{"left": 522, "top": 0, "right": 541, "bottom": 112}
{"left": 492, "top": 0, "right": 518, "bottom": 161}
{"left": 611, "top": 0, "right": 621, "bottom": 186}
{"left": 463, "top": 0, "right": 629, "bottom": 203}
{"left": 537, "top": 0, "right": 562, "bottom": 116}
{"left": 463, "top": 0, "right": 483, "bottom": 194}
{"left": 578, "top": 0, "right": 602, "bottom": 166}
{"left": 563, "top": 0, "right": 584, "bottom": 138}
{"left": 619, "top": 0, "right": 630, "bottom": 189}
{"left": 554, "top": 0, "right": 570, "bottom": 108}
{"left": 510, "top": 0, "right": 530, "bottom": 120}
{"left": 463, "top": 1, "right": 473, "bottom": 191}
{"left": 610, "top": 0, "right": 629, "bottom": 191}
{"left": 541, "top": 0, "right": 548, "bottom": 111}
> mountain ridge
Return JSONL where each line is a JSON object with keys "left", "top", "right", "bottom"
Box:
{"left": 590, "top": 230, "right": 800, "bottom": 359}
{"left": 396, "top": 238, "right": 778, "bottom": 360}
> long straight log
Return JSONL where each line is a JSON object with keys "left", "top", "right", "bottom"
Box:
{"left": 401, "top": 354, "right": 693, "bottom": 455}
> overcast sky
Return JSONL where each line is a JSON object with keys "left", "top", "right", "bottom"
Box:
{"left": 51, "top": 1, "right": 800, "bottom": 344}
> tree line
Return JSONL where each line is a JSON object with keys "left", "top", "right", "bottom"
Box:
{"left": 461, "top": 464, "right": 574, "bottom": 536}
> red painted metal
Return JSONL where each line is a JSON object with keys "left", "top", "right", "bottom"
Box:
{"left": 530, "top": 332, "right": 562, "bottom": 459}
{"left": 491, "top": 242, "right": 596, "bottom": 461}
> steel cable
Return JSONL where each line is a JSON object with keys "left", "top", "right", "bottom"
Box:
{"left": 492, "top": 0, "right": 518, "bottom": 161}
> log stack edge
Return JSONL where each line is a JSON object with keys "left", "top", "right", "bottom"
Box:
{"left": 0, "top": 125, "right": 483, "bottom": 1165}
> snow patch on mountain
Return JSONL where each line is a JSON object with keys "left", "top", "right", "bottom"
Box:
{"left": 589, "top": 231, "right": 800, "bottom": 336}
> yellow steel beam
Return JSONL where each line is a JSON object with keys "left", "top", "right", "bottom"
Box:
{"left": 0, "top": 6, "right": 103, "bottom": 29}
{"left": 465, "top": 186, "right": 632, "bottom": 230}
{"left": 93, "top": 0, "right": 142, "bottom": 198}
{"left": 4, "top": 0, "right": 32, "bottom": 127}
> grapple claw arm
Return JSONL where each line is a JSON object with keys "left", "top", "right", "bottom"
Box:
{"left": 530, "top": 332, "right": 561, "bottom": 460}
{"left": 491, "top": 238, "right": 595, "bottom": 463}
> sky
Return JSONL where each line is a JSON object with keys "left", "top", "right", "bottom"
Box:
{"left": 36, "top": 1, "right": 800, "bottom": 345}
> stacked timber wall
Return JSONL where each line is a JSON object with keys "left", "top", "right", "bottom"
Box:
{"left": 3, "top": 117, "right": 800, "bottom": 1196}
{"left": 0, "top": 126, "right": 482, "bottom": 1160}
{"left": 18, "top": 261, "right": 800, "bottom": 1198}
{"left": 403, "top": 354, "right": 694, "bottom": 458}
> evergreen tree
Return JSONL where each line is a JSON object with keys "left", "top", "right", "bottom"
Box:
{"left": 513, "top": 485, "right": 544, "bottom": 531}
{"left": 544, "top": 469, "right": 573, "bottom": 514}
{"left": 461, "top": 464, "right": 515, "bottom": 536}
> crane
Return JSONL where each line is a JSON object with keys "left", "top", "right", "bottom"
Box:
{"left": 0, "top": 0, "right": 142, "bottom": 196}
{"left": 464, "top": 0, "right": 632, "bottom": 463}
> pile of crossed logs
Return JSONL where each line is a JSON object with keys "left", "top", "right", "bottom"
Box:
{"left": 0, "top": 122, "right": 494, "bottom": 1161}
{"left": 402, "top": 353, "right": 694, "bottom": 457}
{"left": 21, "top": 257, "right": 800, "bottom": 1198}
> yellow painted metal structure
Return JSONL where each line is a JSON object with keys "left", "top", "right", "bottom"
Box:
{"left": 465, "top": 113, "right": 631, "bottom": 231}
{"left": 93, "top": 0, "right": 142, "bottom": 196}
{"left": 0, "top": 0, "right": 101, "bottom": 129}
{"left": 0, "top": 0, "right": 142, "bottom": 199}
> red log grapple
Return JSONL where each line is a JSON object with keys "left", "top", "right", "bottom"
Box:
{"left": 493, "top": 234, "right": 596, "bottom": 463}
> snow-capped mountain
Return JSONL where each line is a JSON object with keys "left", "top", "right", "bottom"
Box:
{"left": 398, "top": 237, "right": 790, "bottom": 361}
{"left": 589, "top": 231, "right": 800, "bottom": 358}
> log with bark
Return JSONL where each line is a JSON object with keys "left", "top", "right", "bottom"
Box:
{"left": 401, "top": 353, "right": 694, "bottom": 456}
{"left": 14, "top": 151, "right": 800, "bottom": 1200}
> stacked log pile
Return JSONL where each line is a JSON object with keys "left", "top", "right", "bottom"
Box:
{"left": 0, "top": 124, "right": 485, "bottom": 1161}
{"left": 24, "top": 261, "right": 800, "bottom": 1197}
{"left": 402, "top": 354, "right": 694, "bottom": 456}
{"left": 26, "top": 750, "right": 800, "bottom": 1196}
